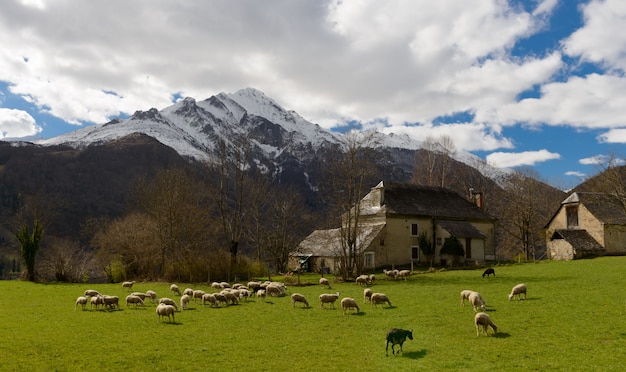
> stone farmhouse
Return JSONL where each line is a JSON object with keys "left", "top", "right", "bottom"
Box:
{"left": 545, "top": 192, "right": 626, "bottom": 260}
{"left": 292, "top": 181, "right": 497, "bottom": 273}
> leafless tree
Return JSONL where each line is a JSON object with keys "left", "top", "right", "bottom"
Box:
{"left": 586, "top": 152, "right": 626, "bottom": 213}
{"left": 412, "top": 135, "right": 456, "bottom": 187}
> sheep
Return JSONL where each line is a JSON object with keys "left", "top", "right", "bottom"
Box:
{"left": 214, "top": 292, "right": 229, "bottom": 306}
{"left": 222, "top": 290, "right": 239, "bottom": 305}
{"left": 102, "top": 295, "right": 119, "bottom": 310}
{"left": 220, "top": 282, "right": 231, "bottom": 289}
{"left": 460, "top": 290, "right": 474, "bottom": 306}
{"left": 482, "top": 268, "right": 495, "bottom": 278}
{"left": 75, "top": 296, "right": 88, "bottom": 311}
{"left": 475, "top": 312, "right": 498, "bottom": 336}
{"left": 266, "top": 284, "right": 286, "bottom": 297}
{"left": 193, "top": 289, "right": 206, "bottom": 303}
{"left": 84, "top": 289, "right": 100, "bottom": 298}
{"left": 183, "top": 288, "right": 194, "bottom": 297}
{"left": 256, "top": 289, "right": 266, "bottom": 303}
{"left": 211, "top": 282, "right": 222, "bottom": 290}
{"left": 319, "top": 292, "right": 340, "bottom": 309}
{"left": 170, "top": 284, "right": 181, "bottom": 296}
{"left": 238, "top": 288, "right": 251, "bottom": 302}
{"left": 508, "top": 283, "right": 527, "bottom": 300}
{"left": 121, "top": 281, "right": 136, "bottom": 291}
{"left": 125, "top": 294, "right": 144, "bottom": 308}
{"left": 468, "top": 291, "right": 486, "bottom": 312}
{"left": 158, "top": 297, "right": 179, "bottom": 310}
{"left": 368, "top": 274, "right": 376, "bottom": 284}
{"left": 130, "top": 292, "right": 149, "bottom": 301}
{"left": 397, "top": 270, "right": 411, "bottom": 280}
{"left": 156, "top": 303, "right": 176, "bottom": 323}
{"left": 341, "top": 297, "right": 360, "bottom": 314}
{"left": 247, "top": 281, "right": 262, "bottom": 292}
{"left": 371, "top": 293, "right": 392, "bottom": 308}
{"left": 319, "top": 277, "right": 332, "bottom": 289}
{"left": 180, "top": 294, "right": 191, "bottom": 310}
{"left": 364, "top": 288, "right": 373, "bottom": 304}
{"left": 291, "top": 293, "right": 309, "bottom": 308}
{"left": 90, "top": 294, "right": 104, "bottom": 310}
{"left": 384, "top": 269, "right": 398, "bottom": 280}
{"left": 202, "top": 293, "right": 217, "bottom": 307}
{"left": 385, "top": 328, "right": 413, "bottom": 356}
{"left": 355, "top": 275, "right": 369, "bottom": 286}
{"left": 145, "top": 290, "right": 157, "bottom": 303}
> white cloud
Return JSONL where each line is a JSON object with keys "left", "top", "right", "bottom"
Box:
{"left": 0, "top": 108, "right": 41, "bottom": 138}
{"left": 486, "top": 149, "right": 560, "bottom": 168}
{"left": 598, "top": 128, "right": 626, "bottom": 143}
{"left": 565, "top": 170, "right": 587, "bottom": 178}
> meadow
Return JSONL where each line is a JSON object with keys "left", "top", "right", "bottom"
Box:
{"left": 1, "top": 257, "right": 626, "bottom": 371}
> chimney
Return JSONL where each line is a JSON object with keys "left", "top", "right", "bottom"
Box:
{"left": 469, "top": 188, "right": 483, "bottom": 209}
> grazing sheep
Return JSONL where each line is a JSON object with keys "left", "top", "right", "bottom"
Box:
{"left": 383, "top": 269, "right": 398, "bottom": 280}
{"left": 131, "top": 292, "right": 149, "bottom": 301}
{"left": 84, "top": 289, "right": 100, "bottom": 298}
{"left": 90, "top": 294, "right": 104, "bottom": 310}
{"left": 371, "top": 293, "right": 392, "bottom": 308}
{"left": 468, "top": 291, "right": 486, "bottom": 312}
{"left": 319, "top": 277, "right": 332, "bottom": 289}
{"left": 385, "top": 328, "right": 413, "bottom": 356}
{"left": 397, "top": 270, "right": 411, "bottom": 280}
{"left": 193, "top": 290, "right": 206, "bottom": 303}
{"left": 75, "top": 296, "right": 88, "bottom": 311}
{"left": 121, "top": 281, "right": 136, "bottom": 291}
{"left": 214, "top": 292, "right": 229, "bottom": 306}
{"left": 266, "top": 284, "right": 286, "bottom": 297}
{"left": 125, "top": 295, "right": 145, "bottom": 308}
{"left": 238, "top": 288, "right": 251, "bottom": 302}
{"left": 156, "top": 303, "right": 176, "bottom": 323}
{"left": 256, "top": 289, "right": 266, "bottom": 302}
{"left": 220, "top": 282, "right": 231, "bottom": 289}
{"left": 368, "top": 274, "right": 376, "bottom": 284}
{"left": 183, "top": 288, "right": 194, "bottom": 297}
{"left": 341, "top": 297, "right": 360, "bottom": 314}
{"left": 475, "top": 312, "right": 498, "bottom": 336}
{"left": 319, "top": 292, "right": 340, "bottom": 309}
{"left": 291, "top": 293, "right": 309, "bottom": 308}
{"left": 180, "top": 294, "right": 191, "bottom": 310}
{"left": 170, "top": 284, "right": 181, "bottom": 296}
{"left": 202, "top": 293, "right": 217, "bottom": 307}
{"left": 145, "top": 290, "right": 157, "bottom": 303}
{"left": 508, "top": 283, "right": 527, "bottom": 300}
{"left": 460, "top": 290, "right": 475, "bottom": 306}
{"left": 355, "top": 275, "right": 369, "bottom": 286}
{"left": 159, "top": 297, "right": 179, "bottom": 310}
{"left": 247, "top": 281, "right": 262, "bottom": 292}
{"left": 482, "top": 268, "right": 495, "bottom": 278}
{"left": 102, "top": 295, "right": 119, "bottom": 310}
{"left": 222, "top": 290, "right": 239, "bottom": 305}
{"left": 364, "top": 288, "right": 373, "bottom": 304}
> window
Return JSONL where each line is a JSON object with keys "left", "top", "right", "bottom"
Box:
{"left": 411, "top": 246, "right": 419, "bottom": 260}
{"left": 364, "top": 252, "right": 375, "bottom": 268}
{"left": 379, "top": 238, "right": 385, "bottom": 246}
{"left": 566, "top": 206, "right": 579, "bottom": 228}
{"left": 410, "top": 223, "right": 418, "bottom": 236}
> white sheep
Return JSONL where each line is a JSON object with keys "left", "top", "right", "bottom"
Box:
{"left": 266, "top": 284, "right": 285, "bottom": 297}
{"left": 319, "top": 292, "right": 340, "bottom": 309}
{"left": 319, "top": 277, "right": 332, "bottom": 289}
{"left": 341, "top": 297, "right": 360, "bottom": 314}
{"left": 130, "top": 292, "right": 149, "bottom": 300}
{"left": 398, "top": 270, "right": 411, "bottom": 280}
{"left": 364, "top": 288, "right": 373, "bottom": 303}
{"left": 371, "top": 293, "right": 392, "bottom": 308}
{"left": 256, "top": 289, "right": 266, "bottom": 302}
{"left": 145, "top": 290, "right": 157, "bottom": 303}
{"left": 180, "top": 294, "right": 191, "bottom": 310}
{"left": 460, "top": 290, "right": 474, "bottom": 306}
{"left": 84, "top": 289, "right": 100, "bottom": 298}
{"left": 183, "top": 288, "right": 194, "bottom": 297}
{"left": 355, "top": 275, "right": 369, "bottom": 286}
{"left": 384, "top": 269, "right": 398, "bottom": 280}
{"left": 508, "top": 283, "right": 527, "bottom": 300}
{"left": 368, "top": 274, "right": 376, "bottom": 284}
{"left": 474, "top": 312, "right": 498, "bottom": 336}
{"left": 121, "top": 281, "right": 136, "bottom": 291}
{"left": 291, "top": 293, "right": 309, "bottom": 308}
{"left": 158, "top": 297, "right": 179, "bottom": 310}
{"left": 156, "top": 303, "right": 176, "bottom": 323}
{"left": 220, "top": 281, "right": 231, "bottom": 289}
{"left": 468, "top": 291, "right": 486, "bottom": 312}
{"left": 211, "top": 282, "right": 222, "bottom": 290}
{"left": 75, "top": 296, "right": 88, "bottom": 311}
{"left": 90, "top": 294, "right": 104, "bottom": 310}
{"left": 102, "top": 295, "right": 119, "bottom": 310}
{"left": 202, "top": 293, "right": 217, "bottom": 307}
{"left": 193, "top": 289, "right": 206, "bottom": 303}
{"left": 125, "top": 294, "right": 144, "bottom": 308}
{"left": 170, "top": 284, "right": 181, "bottom": 296}
{"left": 222, "top": 290, "right": 239, "bottom": 305}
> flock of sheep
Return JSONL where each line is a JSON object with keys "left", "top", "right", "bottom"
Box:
{"left": 462, "top": 270, "right": 528, "bottom": 337}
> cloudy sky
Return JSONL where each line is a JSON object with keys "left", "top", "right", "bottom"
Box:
{"left": 1, "top": 0, "right": 625, "bottom": 188}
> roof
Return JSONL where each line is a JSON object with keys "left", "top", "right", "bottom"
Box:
{"left": 295, "top": 223, "right": 385, "bottom": 257}
{"left": 567, "top": 192, "right": 626, "bottom": 225}
{"left": 550, "top": 229, "right": 605, "bottom": 252}
{"left": 436, "top": 220, "right": 486, "bottom": 238}
{"left": 374, "top": 181, "right": 495, "bottom": 221}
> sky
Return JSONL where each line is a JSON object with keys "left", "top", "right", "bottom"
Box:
{"left": 0, "top": 0, "right": 625, "bottom": 189}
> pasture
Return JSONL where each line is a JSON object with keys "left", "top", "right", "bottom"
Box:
{"left": 1, "top": 257, "right": 626, "bottom": 370}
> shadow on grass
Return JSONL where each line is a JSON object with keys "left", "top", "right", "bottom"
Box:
{"left": 401, "top": 349, "right": 427, "bottom": 359}
{"left": 492, "top": 332, "right": 511, "bottom": 338}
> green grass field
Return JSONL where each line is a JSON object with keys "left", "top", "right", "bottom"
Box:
{"left": 1, "top": 257, "right": 626, "bottom": 371}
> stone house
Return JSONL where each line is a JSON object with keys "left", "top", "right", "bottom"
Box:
{"left": 292, "top": 181, "right": 497, "bottom": 272}
{"left": 545, "top": 192, "right": 626, "bottom": 260}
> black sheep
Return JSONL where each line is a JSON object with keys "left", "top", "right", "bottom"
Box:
{"left": 385, "top": 328, "right": 413, "bottom": 356}
{"left": 482, "top": 268, "right": 495, "bottom": 278}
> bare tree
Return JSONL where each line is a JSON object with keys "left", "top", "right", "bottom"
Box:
{"left": 412, "top": 135, "right": 456, "bottom": 187}
{"left": 438, "top": 135, "right": 457, "bottom": 188}
{"left": 324, "top": 131, "right": 380, "bottom": 280}
{"left": 586, "top": 153, "right": 626, "bottom": 213}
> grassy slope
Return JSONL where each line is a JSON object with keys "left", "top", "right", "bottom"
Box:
{"left": 1, "top": 257, "right": 625, "bottom": 371}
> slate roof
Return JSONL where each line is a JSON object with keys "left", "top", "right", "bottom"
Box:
{"left": 380, "top": 182, "right": 495, "bottom": 221}
{"left": 568, "top": 192, "right": 626, "bottom": 225}
{"left": 550, "top": 229, "right": 605, "bottom": 252}
{"left": 436, "top": 220, "right": 486, "bottom": 238}
{"left": 295, "top": 223, "right": 385, "bottom": 257}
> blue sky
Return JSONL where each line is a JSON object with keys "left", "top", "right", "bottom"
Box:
{"left": 1, "top": 0, "right": 625, "bottom": 189}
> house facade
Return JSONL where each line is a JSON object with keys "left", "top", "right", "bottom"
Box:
{"left": 292, "top": 181, "right": 497, "bottom": 272}
{"left": 545, "top": 192, "right": 626, "bottom": 260}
